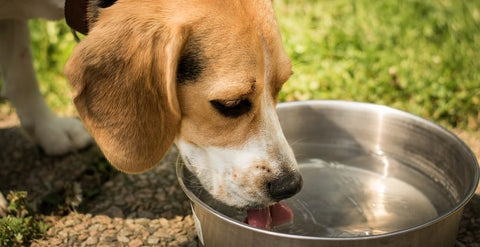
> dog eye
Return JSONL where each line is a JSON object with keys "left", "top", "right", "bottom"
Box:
{"left": 210, "top": 99, "right": 252, "bottom": 118}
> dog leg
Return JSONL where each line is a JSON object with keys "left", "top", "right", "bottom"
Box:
{"left": 0, "top": 19, "right": 93, "bottom": 155}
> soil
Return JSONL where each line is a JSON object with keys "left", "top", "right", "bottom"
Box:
{"left": 0, "top": 115, "right": 479, "bottom": 246}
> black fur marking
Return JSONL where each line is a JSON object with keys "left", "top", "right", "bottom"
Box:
{"left": 177, "top": 38, "right": 206, "bottom": 84}
{"left": 96, "top": 0, "right": 117, "bottom": 8}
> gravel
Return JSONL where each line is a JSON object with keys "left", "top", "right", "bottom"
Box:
{"left": 1, "top": 120, "right": 479, "bottom": 246}
{"left": 0, "top": 125, "right": 198, "bottom": 246}
{"left": 34, "top": 213, "right": 197, "bottom": 246}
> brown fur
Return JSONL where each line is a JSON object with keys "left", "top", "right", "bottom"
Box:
{"left": 66, "top": 0, "right": 292, "bottom": 175}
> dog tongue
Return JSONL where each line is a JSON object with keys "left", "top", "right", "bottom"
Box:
{"left": 246, "top": 202, "right": 293, "bottom": 229}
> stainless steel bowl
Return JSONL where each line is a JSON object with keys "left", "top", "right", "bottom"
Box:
{"left": 177, "top": 100, "right": 479, "bottom": 247}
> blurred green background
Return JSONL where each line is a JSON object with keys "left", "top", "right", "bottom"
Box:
{"left": 0, "top": 0, "right": 479, "bottom": 130}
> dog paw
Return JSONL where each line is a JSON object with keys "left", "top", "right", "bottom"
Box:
{"left": 32, "top": 117, "right": 93, "bottom": 155}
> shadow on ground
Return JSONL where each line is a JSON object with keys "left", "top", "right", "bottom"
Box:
{"left": 0, "top": 126, "right": 191, "bottom": 219}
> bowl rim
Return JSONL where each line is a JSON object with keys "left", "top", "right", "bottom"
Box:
{"left": 176, "top": 100, "right": 480, "bottom": 241}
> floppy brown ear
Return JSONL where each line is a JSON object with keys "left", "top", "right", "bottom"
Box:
{"left": 65, "top": 9, "right": 184, "bottom": 173}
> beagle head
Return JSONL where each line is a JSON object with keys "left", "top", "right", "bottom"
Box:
{"left": 66, "top": 0, "right": 302, "bottom": 209}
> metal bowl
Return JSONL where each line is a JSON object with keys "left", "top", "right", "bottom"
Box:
{"left": 177, "top": 100, "right": 479, "bottom": 247}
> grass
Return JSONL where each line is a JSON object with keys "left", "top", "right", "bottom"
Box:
{"left": 0, "top": 0, "right": 479, "bottom": 130}
{"left": 27, "top": 19, "right": 79, "bottom": 116}
{"left": 275, "top": 0, "right": 480, "bottom": 130}
{"left": 0, "top": 192, "right": 48, "bottom": 247}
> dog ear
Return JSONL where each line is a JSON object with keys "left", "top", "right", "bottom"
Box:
{"left": 65, "top": 12, "right": 185, "bottom": 173}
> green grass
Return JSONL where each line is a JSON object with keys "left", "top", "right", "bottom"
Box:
{"left": 27, "top": 19, "right": 79, "bottom": 115}
{"left": 0, "top": 192, "right": 48, "bottom": 247}
{"left": 0, "top": 0, "right": 479, "bottom": 130}
{"left": 276, "top": 0, "right": 480, "bottom": 130}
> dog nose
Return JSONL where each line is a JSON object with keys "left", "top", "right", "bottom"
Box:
{"left": 267, "top": 172, "right": 303, "bottom": 201}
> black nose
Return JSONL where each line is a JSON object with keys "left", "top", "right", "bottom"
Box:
{"left": 267, "top": 172, "right": 303, "bottom": 201}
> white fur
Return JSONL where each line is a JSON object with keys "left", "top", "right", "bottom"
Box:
{"left": 176, "top": 100, "right": 298, "bottom": 208}
{"left": 177, "top": 138, "right": 269, "bottom": 208}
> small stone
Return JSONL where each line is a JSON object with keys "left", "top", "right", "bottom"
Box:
{"left": 167, "top": 226, "right": 182, "bottom": 235}
{"left": 176, "top": 235, "right": 188, "bottom": 244}
{"left": 93, "top": 215, "right": 112, "bottom": 225}
{"left": 89, "top": 223, "right": 107, "bottom": 232}
{"left": 64, "top": 219, "right": 76, "bottom": 227}
{"left": 158, "top": 218, "right": 169, "bottom": 227}
{"left": 67, "top": 236, "right": 78, "bottom": 246}
{"left": 85, "top": 236, "right": 98, "bottom": 245}
{"left": 73, "top": 223, "right": 86, "bottom": 231}
{"left": 128, "top": 239, "right": 143, "bottom": 247}
{"left": 104, "top": 180, "right": 114, "bottom": 187}
{"left": 50, "top": 239, "right": 63, "bottom": 245}
{"left": 78, "top": 234, "right": 88, "bottom": 241}
{"left": 112, "top": 218, "right": 124, "bottom": 227}
{"left": 58, "top": 231, "right": 69, "bottom": 239}
{"left": 89, "top": 230, "right": 100, "bottom": 237}
{"left": 103, "top": 229, "right": 117, "bottom": 235}
{"left": 129, "top": 224, "right": 146, "bottom": 233}
{"left": 147, "top": 236, "right": 160, "bottom": 244}
{"left": 117, "top": 236, "right": 130, "bottom": 243}
{"left": 105, "top": 206, "right": 124, "bottom": 218}
{"left": 100, "top": 234, "right": 117, "bottom": 242}
{"left": 134, "top": 218, "right": 150, "bottom": 226}
{"left": 183, "top": 215, "right": 194, "bottom": 225}
{"left": 118, "top": 229, "right": 133, "bottom": 237}
{"left": 97, "top": 244, "right": 117, "bottom": 247}
{"left": 137, "top": 209, "right": 154, "bottom": 219}
{"left": 154, "top": 228, "right": 171, "bottom": 239}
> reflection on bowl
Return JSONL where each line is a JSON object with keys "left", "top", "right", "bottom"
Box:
{"left": 177, "top": 100, "right": 479, "bottom": 247}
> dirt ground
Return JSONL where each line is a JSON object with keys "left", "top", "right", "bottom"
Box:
{"left": 0, "top": 114, "right": 197, "bottom": 246}
{"left": 0, "top": 114, "right": 479, "bottom": 246}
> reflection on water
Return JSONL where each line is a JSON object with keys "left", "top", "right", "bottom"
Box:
{"left": 276, "top": 159, "right": 438, "bottom": 237}
{"left": 183, "top": 148, "right": 456, "bottom": 237}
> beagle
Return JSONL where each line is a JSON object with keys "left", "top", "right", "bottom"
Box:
{"left": 66, "top": 0, "right": 303, "bottom": 212}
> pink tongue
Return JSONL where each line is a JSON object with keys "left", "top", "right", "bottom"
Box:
{"left": 246, "top": 202, "right": 293, "bottom": 229}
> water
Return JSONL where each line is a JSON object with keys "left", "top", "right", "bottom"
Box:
{"left": 183, "top": 145, "right": 458, "bottom": 238}
{"left": 275, "top": 159, "right": 438, "bottom": 237}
